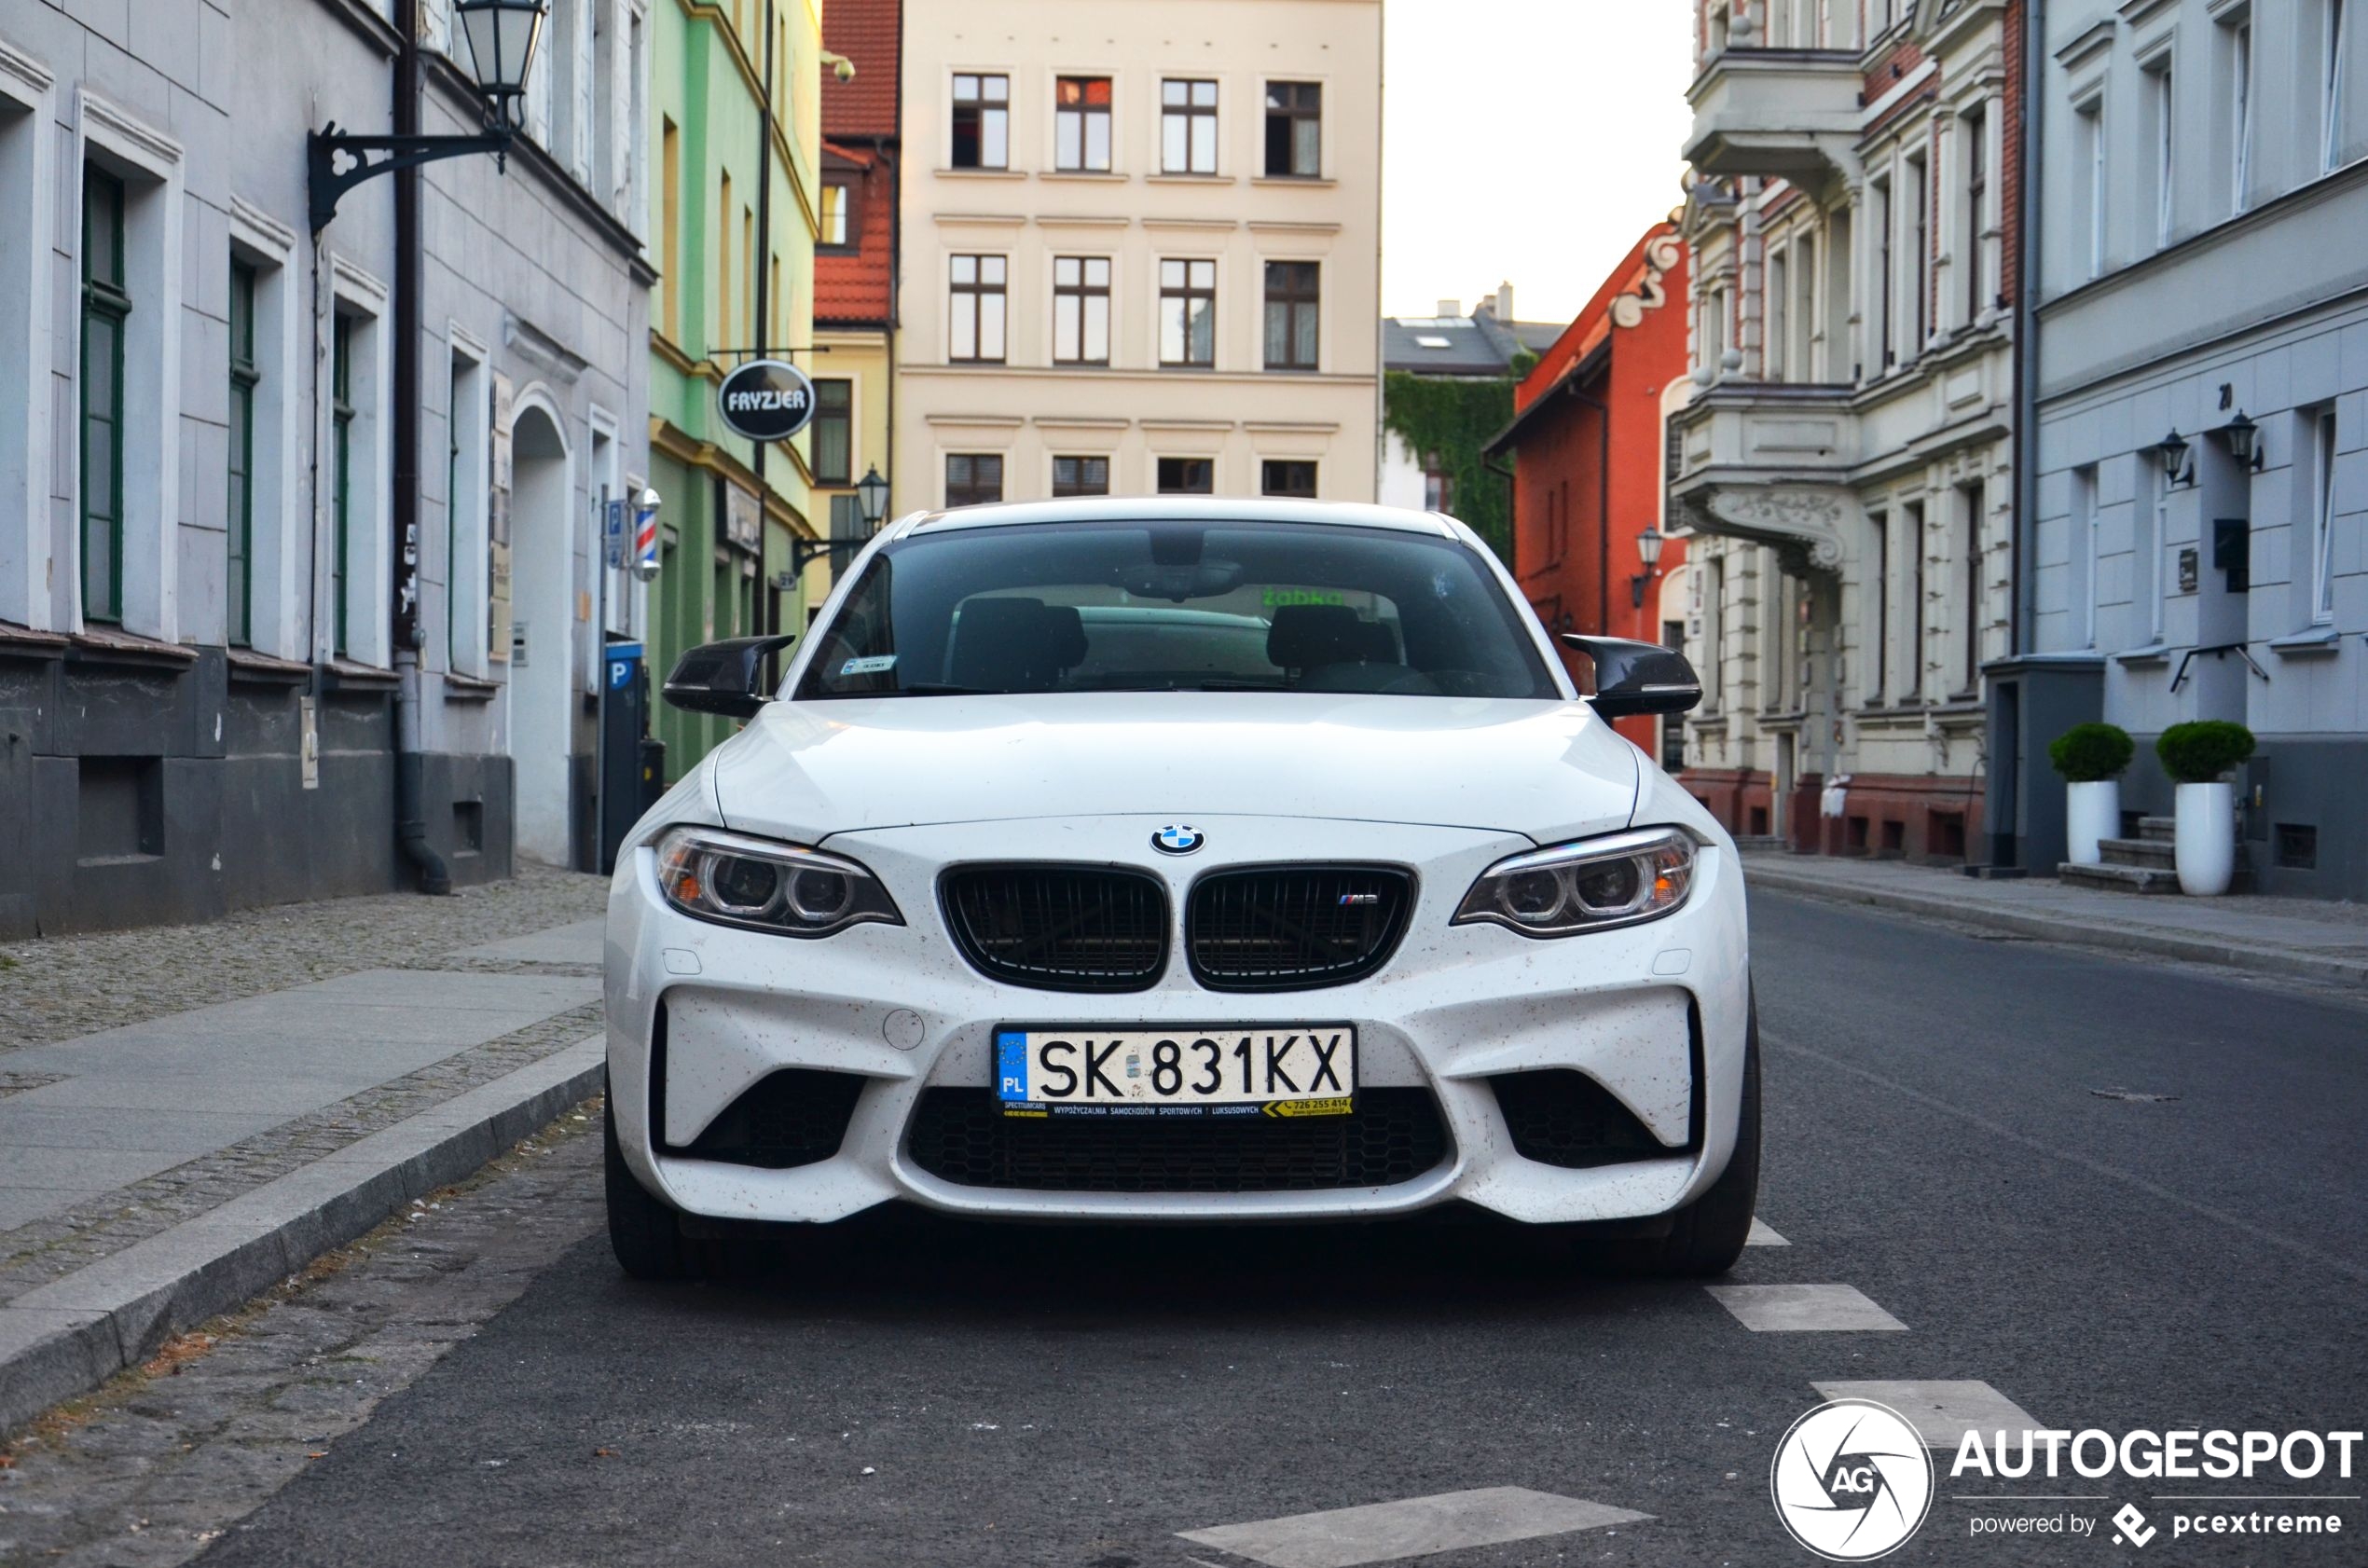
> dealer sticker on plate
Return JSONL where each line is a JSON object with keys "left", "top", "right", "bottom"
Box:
{"left": 994, "top": 1026, "right": 1356, "bottom": 1119}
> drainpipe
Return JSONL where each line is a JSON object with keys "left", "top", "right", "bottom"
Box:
{"left": 2011, "top": 0, "right": 2043, "bottom": 660}
{"left": 392, "top": 0, "right": 451, "bottom": 895}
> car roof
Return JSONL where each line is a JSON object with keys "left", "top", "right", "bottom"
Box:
{"left": 897, "top": 495, "right": 1459, "bottom": 539}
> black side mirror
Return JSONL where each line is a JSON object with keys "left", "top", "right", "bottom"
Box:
{"left": 1560, "top": 633, "right": 1702, "bottom": 719}
{"left": 662, "top": 634, "right": 798, "bottom": 720}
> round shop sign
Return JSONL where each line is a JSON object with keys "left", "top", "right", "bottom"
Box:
{"left": 716, "top": 359, "right": 817, "bottom": 444}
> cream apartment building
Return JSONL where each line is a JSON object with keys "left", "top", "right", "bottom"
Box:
{"left": 1668, "top": 0, "right": 2019, "bottom": 862}
{"left": 894, "top": 0, "right": 1382, "bottom": 509}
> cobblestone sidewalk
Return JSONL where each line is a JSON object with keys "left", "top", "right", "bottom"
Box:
{"left": 0, "top": 863, "right": 610, "bottom": 1055}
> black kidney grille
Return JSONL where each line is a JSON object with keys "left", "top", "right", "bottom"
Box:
{"left": 1187, "top": 867, "right": 1412, "bottom": 990}
{"left": 1490, "top": 1069, "right": 1672, "bottom": 1169}
{"left": 942, "top": 866, "right": 1169, "bottom": 991}
{"left": 675, "top": 1068, "right": 866, "bottom": 1169}
{"left": 906, "top": 1088, "right": 1449, "bottom": 1192}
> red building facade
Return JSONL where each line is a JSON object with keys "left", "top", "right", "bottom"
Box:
{"left": 1487, "top": 226, "right": 1690, "bottom": 753}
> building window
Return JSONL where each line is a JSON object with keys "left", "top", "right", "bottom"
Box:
{"left": 2077, "top": 99, "right": 2106, "bottom": 279}
{"left": 1261, "top": 460, "right": 1317, "bottom": 499}
{"left": 2312, "top": 407, "right": 2339, "bottom": 623}
{"left": 1053, "top": 455, "right": 1108, "bottom": 497}
{"left": 1157, "top": 457, "right": 1214, "bottom": 494}
{"left": 2072, "top": 464, "right": 2100, "bottom": 650}
{"left": 660, "top": 117, "right": 681, "bottom": 339}
{"left": 1264, "top": 81, "right": 1321, "bottom": 176}
{"left": 1962, "top": 108, "right": 1988, "bottom": 320}
{"left": 1422, "top": 456, "right": 1452, "bottom": 513}
{"left": 1792, "top": 232, "right": 1817, "bottom": 378}
{"left": 949, "top": 254, "right": 1007, "bottom": 363}
{"left": 1867, "top": 511, "right": 1888, "bottom": 702}
{"left": 1766, "top": 246, "right": 1788, "bottom": 381}
{"left": 945, "top": 452, "right": 1002, "bottom": 508}
{"left": 227, "top": 259, "right": 258, "bottom": 647}
{"left": 1960, "top": 482, "right": 1985, "bottom": 690}
{"left": 1263, "top": 261, "right": 1319, "bottom": 371}
{"left": 1903, "top": 501, "right": 1926, "bottom": 702}
{"left": 2147, "top": 61, "right": 2174, "bottom": 249}
{"left": 80, "top": 167, "right": 129, "bottom": 625}
{"left": 1053, "top": 255, "right": 1111, "bottom": 364}
{"left": 1162, "top": 78, "right": 1218, "bottom": 174}
{"left": 1160, "top": 258, "right": 1216, "bottom": 367}
{"left": 2325, "top": 0, "right": 2349, "bottom": 172}
{"left": 1870, "top": 175, "right": 1893, "bottom": 365}
{"left": 810, "top": 378, "right": 851, "bottom": 484}
{"left": 1055, "top": 76, "right": 1112, "bottom": 172}
{"left": 2228, "top": 18, "right": 2253, "bottom": 213}
{"left": 953, "top": 74, "right": 1009, "bottom": 170}
{"left": 332, "top": 314, "right": 356, "bottom": 658}
{"left": 1905, "top": 153, "right": 1928, "bottom": 353}
{"left": 819, "top": 180, "right": 851, "bottom": 249}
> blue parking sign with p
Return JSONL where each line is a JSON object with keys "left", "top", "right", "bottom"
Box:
{"left": 997, "top": 1031, "right": 1029, "bottom": 1101}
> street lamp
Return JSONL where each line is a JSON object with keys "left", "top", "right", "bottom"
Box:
{"left": 856, "top": 466, "right": 890, "bottom": 530}
{"left": 2222, "top": 410, "right": 2265, "bottom": 471}
{"left": 791, "top": 467, "right": 893, "bottom": 571}
{"left": 1630, "top": 526, "right": 1665, "bottom": 609}
{"left": 2156, "top": 429, "right": 2193, "bottom": 488}
{"left": 308, "top": 0, "right": 550, "bottom": 232}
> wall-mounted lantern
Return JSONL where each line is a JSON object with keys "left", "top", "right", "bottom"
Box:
{"left": 1630, "top": 526, "right": 1666, "bottom": 609}
{"left": 2221, "top": 410, "right": 2265, "bottom": 471}
{"left": 2156, "top": 429, "right": 2193, "bottom": 488}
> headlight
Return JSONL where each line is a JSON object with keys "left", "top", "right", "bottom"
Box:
{"left": 1452, "top": 827, "right": 1698, "bottom": 938}
{"left": 654, "top": 826, "right": 902, "bottom": 938}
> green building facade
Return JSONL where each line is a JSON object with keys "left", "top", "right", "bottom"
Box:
{"left": 646, "top": 0, "right": 827, "bottom": 780}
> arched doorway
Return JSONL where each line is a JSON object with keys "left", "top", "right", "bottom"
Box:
{"left": 508, "top": 402, "right": 574, "bottom": 866}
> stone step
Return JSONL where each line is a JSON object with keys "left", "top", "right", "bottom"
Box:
{"left": 2098, "top": 836, "right": 2176, "bottom": 870}
{"left": 1730, "top": 834, "right": 1788, "bottom": 851}
{"left": 2138, "top": 816, "right": 2176, "bottom": 843}
{"left": 2058, "top": 860, "right": 2183, "bottom": 894}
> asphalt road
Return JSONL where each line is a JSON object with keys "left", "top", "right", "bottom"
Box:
{"left": 13, "top": 889, "right": 2368, "bottom": 1568}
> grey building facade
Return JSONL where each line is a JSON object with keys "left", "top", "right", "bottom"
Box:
{"left": 2011, "top": 0, "right": 2368, "bottom": 899}
{"left": 0, "top": 0, "right": 650, "bottom": 938}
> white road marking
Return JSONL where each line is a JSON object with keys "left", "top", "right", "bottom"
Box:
{"left": 1706, "top": 1283, "right": 1907, "bottom": 1332}
{"left": 1745, "top": 1217, "right": 1789, "bottom": 1246}
{"left": 1177, "top": 1486, "right": 1651, "bottom": 1568}
{"left": 1811, "top": 1380, "right": 2039, "bottom": 1447}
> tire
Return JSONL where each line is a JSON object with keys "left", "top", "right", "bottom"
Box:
{"left": 1576, "top": 994, "right": 1762, "bottom": 1279}
{"left": 605, "top": 1091, "right": 700, "bottom": 1281}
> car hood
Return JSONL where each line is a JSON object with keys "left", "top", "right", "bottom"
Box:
{"left": 708, "top": 692, "right": 1640, "bottom": 846}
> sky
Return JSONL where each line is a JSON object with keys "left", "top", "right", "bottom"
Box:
{"left": 1381, "top": 0, "right": 1695, "bottom": 327}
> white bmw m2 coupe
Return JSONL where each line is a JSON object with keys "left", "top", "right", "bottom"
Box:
{"left": 604, "top": 498, "right": 1755, "bottom": 1278}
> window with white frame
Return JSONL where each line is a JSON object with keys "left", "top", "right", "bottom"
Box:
{"left": 2311, "top": 406, "right": 2338, "bottom": 623}
{"left": 0, "top": 65, "right": 51, "bottom": 636}
{"left": 1959, "top": 481, "right": 1986, "bottom": 691}
{"left": 2325, "top": 0, "right": 2349, "bottom": 173}
{"left": 1767, "top": 245, "right": 1788, "bottom": 381}
{"left": 2226, "top": 14, "right": 2253, "bottom": 214}
{"left": 446, "top": 337, "right": 490, "bottom": 675}
{"left": 2138, "top": 459, "right": 2167, "bottom": 646}
{"left": 1871, "top": 173, "right": 1893, "bottom": 364}
{"left": 2072, "top": 464, "right": 2100, "bottom": 649}
{"left": 1962, "top": 107, "right": 1989, "bottom": 322}
{"left": 2076, "top": 97, "right": 2106, "bottom": 280}
{"left": 327, "top": 268, "right": 389, "bottom": 667}
{"left": 1792, "top": 230, "right": 1817, "bottom": 378}
{"left": 1906, "top": 152, "right": 1929, "bottom": 351}
{"left": 949, "top": 254, "right": 1006, "bottom": 363}
{"left": 2146, "top": 58, "right": 2174, "bottom": 250}
{"left": 1866, "top": 510, "right": 1889, "bottom": 701}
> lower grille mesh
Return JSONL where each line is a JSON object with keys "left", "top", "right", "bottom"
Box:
{"left": 1490, "top": 1070, "right": 1669, "bottom": 1169}
{"left": 906, "top": 1088, "right": 1449, "bottom": 1192}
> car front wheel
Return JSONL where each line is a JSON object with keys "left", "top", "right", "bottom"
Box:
{"left": 1577, "top": 993, "right": 1761, "bottom": 1278}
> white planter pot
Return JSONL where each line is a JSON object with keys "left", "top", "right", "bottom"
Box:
{"left": 2173, "top": 780, "right": 2237, "bottom": 896}
{"left": 2064, "top": 779, "right": 2120, "bottom": 865}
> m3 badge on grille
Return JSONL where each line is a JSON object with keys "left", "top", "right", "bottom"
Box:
{"left": 1151, "top": 824, "right": 1204, "bottom": 855}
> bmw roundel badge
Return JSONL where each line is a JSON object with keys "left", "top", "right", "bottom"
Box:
{"left": 1151, "top": 824, "right": 1205, "bottom": 855}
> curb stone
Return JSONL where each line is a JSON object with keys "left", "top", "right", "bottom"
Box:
{"left": 0, "top": 1038, "right": 604, "bottom": 1437}
{"left": 1743, "top": 862, "right": 2368, "bottom": 988}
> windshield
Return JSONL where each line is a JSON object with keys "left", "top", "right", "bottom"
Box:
{"left": 793, "top": 519, "right": 1560, "bottom": 701}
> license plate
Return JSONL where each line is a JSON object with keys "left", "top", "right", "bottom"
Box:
{"left": 994, "top": 1025, "right": 1356, "bottom": 1119}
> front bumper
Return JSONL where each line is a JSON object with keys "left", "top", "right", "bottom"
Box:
{"left": 604, "top": 814, "right": 1750, "bottom": 1226}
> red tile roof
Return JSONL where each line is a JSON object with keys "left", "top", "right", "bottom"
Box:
{"left": 816, "top": 151, "right": 893, "bottom": 324}
{"left": 821, "top": 0, "right": 899, "bottom": 140}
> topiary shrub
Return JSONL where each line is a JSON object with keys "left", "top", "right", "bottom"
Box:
{"left": 2155, "top": 720, "right": 2256, "bottom": 783}
{"left": 2047, "top": 722, "right": 2134, "bottom": 782}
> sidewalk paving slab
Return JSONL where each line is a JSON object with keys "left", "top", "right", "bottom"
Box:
{"left": 0, "top": 1038, "right": 602, "bottom": 1437}
{"left": 1742, "top": 851, "right": 2368, "bottom": 987}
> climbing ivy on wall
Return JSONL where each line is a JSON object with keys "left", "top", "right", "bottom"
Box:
{"left": 1382, "top": 369, "right": 1521, "bottom": 565}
